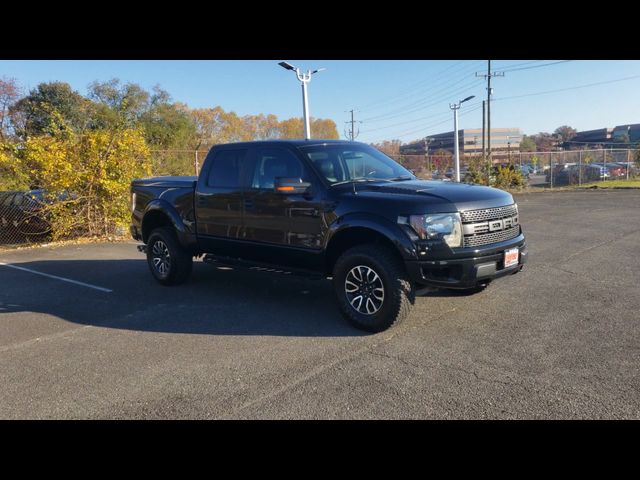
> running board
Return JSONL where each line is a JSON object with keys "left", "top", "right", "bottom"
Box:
{"left": 202, "top": 254, "right": 323, "bottom": 280}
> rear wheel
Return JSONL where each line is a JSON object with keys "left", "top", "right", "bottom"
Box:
{"left": 146, "top": 227, "right": 193, "bottom": 285}
{"left": 333, "top": 244, "right": 414, "bottom": 332}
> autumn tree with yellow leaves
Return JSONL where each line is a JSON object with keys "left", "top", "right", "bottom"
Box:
{"left": 0, "top": 77, "right": 339, "bottom": 241}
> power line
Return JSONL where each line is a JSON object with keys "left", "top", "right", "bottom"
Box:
{"left": 361, "top": 110, "right": 452, "bottom": 133}
{"left": 500, "top": 60, "right": 572, "bottom": 73}
{"left": 491, "top": 60, "right": 543, "bottom": 70}
{"left": 362, "top": 101, "right": 482, "bottom": 133}
{"left": 362, "top": 67, "right": 482, "bottom": 121}
{"left": 386, "top": 104, "right": 483, "bottom": 141}
{"left": 362, "top": 78, "right": 480, "bottom": 123}
{"left": 356, "top": 61, "right": 465, "bottom": 111}
{"left": 356, "top": 61, "right": 481, "bottom": 112}
{"left": 493, "top": 74, "right": 640, "bottom": 102}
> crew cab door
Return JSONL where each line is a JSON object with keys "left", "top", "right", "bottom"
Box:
{"left": 195, "top": 147, "right": 249, "bottom": 255}
{"left": 241, "top": 146, "right": 326, "bottom": 270}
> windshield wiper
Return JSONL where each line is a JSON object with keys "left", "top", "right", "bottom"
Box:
{"left": 330, "top": 177, "right": 409, "bottom": 187}
{"left": 330, "top": 178, "right": 385, "bottom": 187}
{"left": 387, "top": 175, "right": 414, "bottom": 182}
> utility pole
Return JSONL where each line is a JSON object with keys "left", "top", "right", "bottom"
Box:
{"left": 481, "top": 101, "right": 486, "bottom": 159}
{"left": 344, "top": 109, "right": 361, "bottom": 141}
{"left": 424, "top": 137, "right": 433, "bottom": 173}
{"left": 476, "top": 60, "right": 504, "bottom": 182}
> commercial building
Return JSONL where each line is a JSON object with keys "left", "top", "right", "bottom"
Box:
{"left": 566, "top": 124, "right": 640, "bottom": 148}
{"left": 400, "top": 128, "right": 522, "bottom": 156}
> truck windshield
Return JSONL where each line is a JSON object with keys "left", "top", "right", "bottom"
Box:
{"left": 299, "top": 144, "right": 415, "bottom": 186}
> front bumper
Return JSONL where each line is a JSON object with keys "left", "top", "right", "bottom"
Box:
{"left": 405, "top": 235, "right": 528, "bottom": 289}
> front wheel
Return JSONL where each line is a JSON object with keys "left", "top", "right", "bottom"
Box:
{"left": 333, "top": 244, "right": 414, "bottom": 332}
{"left": 146, "top": 227, "right": 193, "bottom": 286}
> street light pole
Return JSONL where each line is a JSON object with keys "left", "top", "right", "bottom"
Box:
{"left": 278, "top": 62, "right": 325, "bottom": 140}
{"left": 450, "top": 95, "right": 475, "bottom": 182}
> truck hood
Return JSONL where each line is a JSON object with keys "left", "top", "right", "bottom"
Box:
{"left": 337, "top": 180, "right": 515, "bottom": 212}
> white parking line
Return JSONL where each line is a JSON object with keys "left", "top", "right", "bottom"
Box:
{"left": 0, "top": 262, "right": 112, "bottom": 293}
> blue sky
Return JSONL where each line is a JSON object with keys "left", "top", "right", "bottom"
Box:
{"left": 1, "top": 60, "right": 639, "bottom": 143}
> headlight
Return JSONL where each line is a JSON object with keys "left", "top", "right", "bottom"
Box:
{"left": 404, "top": 213, "right": 462, "bottom": 248}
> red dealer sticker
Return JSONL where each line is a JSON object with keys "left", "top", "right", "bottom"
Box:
{"left": 504, "top": 248, "right": 519, "bottom": 268}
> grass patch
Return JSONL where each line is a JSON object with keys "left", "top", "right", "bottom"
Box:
{"left": 577, "top": 179, "right": 640, "bottom": 189}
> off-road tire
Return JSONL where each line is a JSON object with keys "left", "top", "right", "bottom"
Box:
{"left": 333, "top": 244, "right": 414, "bottom": 332}
{"left": 146, "top": 227, "right": 193, "bottom": 286}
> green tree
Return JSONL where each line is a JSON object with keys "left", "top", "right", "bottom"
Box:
{"left": 0, "top": 77, "right": 21, "bottom": 140}
{"left": 9, "top": 82, "right": 94, "bottom": 138}
{"left": 519, "top": 135, "right": 536, "bottom": 152}
{"left": 140, "top": 103, "right": 195, "bottom": 149}
{"left": 553, "top": 125, "right": 577, "bottom": 142}
{"left": 530, "top": 132, "right": 556, "bottom": 151}
{"left": 88, "top": 79, "right": 151, "bottom": 128}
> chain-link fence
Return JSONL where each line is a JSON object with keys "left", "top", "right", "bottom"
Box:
{"left": 3, "top": 147, "right": 638, "bottom": 248}
{"left": 0, "top": 190, "right": 52, "bottom": 247}
{"left": 388, "top": 149, "right": 639, "bottom": 187}
{"left": 149, "top": 149, "right": 209, "bottom": 177}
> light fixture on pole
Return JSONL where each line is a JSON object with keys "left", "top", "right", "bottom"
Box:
{"left": 278, "top": 61, "right": 326, "bottom": 140}
{"left": 449, "top": 95, "right": 475, "bottom": 182}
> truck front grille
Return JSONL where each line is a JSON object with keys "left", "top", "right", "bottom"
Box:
{"left": 461, "top": 204, "right": 520, "bottom": 248}
{"left": 460, "top": 204, "right": 518, "bottom": 223}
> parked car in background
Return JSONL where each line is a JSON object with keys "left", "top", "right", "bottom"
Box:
{"left": 0, "top": 189, "right": 53, "bottom": 242}
{"left": 546, "top": 163, "right": 577, "bottom": 185}
{"left": 586, "top": 164, "right": 611, "bottom": 180}
{"left": 519, "top": 165, "right": 532, "bottom": 178}
{"left": 600, "top": 162, "right": 628, "bottom": 178}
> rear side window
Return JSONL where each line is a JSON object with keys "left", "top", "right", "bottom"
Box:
{"left": 207, "top": 149, "right": 247, "bottom": 188}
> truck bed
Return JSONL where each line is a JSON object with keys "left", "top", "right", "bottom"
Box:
{"left": 131, "top": 176, "right": 198, "bottom": 188}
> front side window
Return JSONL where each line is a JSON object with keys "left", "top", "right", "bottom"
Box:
{"left": 251, "top": 148, "right": 307, "bottom": 190}
{"left": 300, "top": 144, "right": 414, "bottom": 185}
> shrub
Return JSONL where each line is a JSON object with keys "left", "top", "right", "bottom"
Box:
{"left": 493, "top": 165, "right": 525, "bottom": 189}
{"left": 0, "top": 128, "right": 151, "bottom": 239}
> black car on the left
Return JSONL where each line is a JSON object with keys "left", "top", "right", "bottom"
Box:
{"left": 0, "top": 189, "right": 52, "bottom": 243}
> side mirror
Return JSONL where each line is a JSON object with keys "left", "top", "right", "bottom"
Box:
{"left": 274, "top": 177, "right": 311, "bottom": 195}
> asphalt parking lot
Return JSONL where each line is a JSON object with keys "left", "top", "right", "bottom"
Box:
{"left": 1, "top": 190, "right": 639, "bottom": 419}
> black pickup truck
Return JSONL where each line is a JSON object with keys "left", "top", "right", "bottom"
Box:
{"left": 131, "top": 140, "right": 527, "bottom": 332}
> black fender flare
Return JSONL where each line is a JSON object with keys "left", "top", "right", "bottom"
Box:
{"left": 142, "top": 199, "right": 197, "bottom": 250}
{"left": 324, "top": 212, "right": 418, "bottom": 261}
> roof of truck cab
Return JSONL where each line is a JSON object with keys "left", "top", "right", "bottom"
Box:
{"left": 211, "top": 139, "right": 367, "bottom": 148}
